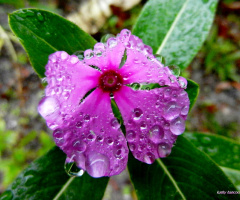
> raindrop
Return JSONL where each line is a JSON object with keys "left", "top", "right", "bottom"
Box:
{"left": 38, "top": 96, "right": 60, "bottom": 120}
{"left": 100, "top": 34, "right": 115, "bottom": 43}
{"left": 74, "top": 51, "right": 84, "bottom": 60}
{"left": 129, "top": 143, "right": 136, "bottom": 151}
{"left": 170, "top": 116, "right": 185, "bottom": 135}
{"left": 126, "top": 130, "right": 136, "bottom": 142}
{"left": 154, "top": 54, "right": 166, "bottom": 65}
{"left": 158, "top": 143, "right": 171, "bottom": 157}
{"left": 84, "top": 50, "right": 94, "bottom": 59}
{"left": 36, "top": 12, "right": 44, "bottom": 21}
{"left": 163, "top": 101, "right": 181, "bottom": 120}
{"left": 85, "top": 151, "right": 109, "bottom": 178}
{"left": 76, "top": 121, "right": 83, "bottom": 128}
{"left": 107, "top": 37, "right": 117, "bottom": 48}
{"left": 113, "top": 145, "right": 125, "bottom": 159}
{"left": 168, "top": 65, "right": 180, "bottom": 77}
{"left": 140, "top": 121, "right": 147, "bottom": 130}
{"left": 97, "top": 135, "right": 104, "bottom": 142}
{"left": 84, "top": 114, "right": 90, "bottom": 122}
{"left": 144, "top": 152, "right": 155, "bottom": 164}
{"left": 61, "top": 52, "right": 68, "bottom": 60}
{"left": 133, "top": 108, "right": 143, "bottom": 120}
{"left": 73, "top": 140, "right": 87, "bottom": 152}
{"left": 148, "top": 125, "right": 164, "bottom": 143}
{"left": 106, "top": 137, "right": 114, "bottom": 145}
{"left": 119, "top": 29, "right": 131, "bottom": 41}
{"left": 131, "top": 83, "right": 141, "bottom": 90}
{"left": 178, "top": 77, "right": 187, "bottom": 89}
{"left": 87, "top": 131, "right": 96, "bottom": 141}
{"left": 64, "top": 160, "right": 85, "bottom": 177}
{"left": 181, "top": 105, "right": 189, "bottom": 115}
{"left": 111, "top": 118, "right": 120, "bottom": 129}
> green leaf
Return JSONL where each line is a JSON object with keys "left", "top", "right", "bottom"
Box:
{"left": 9, "top": 9, "right": 96, "bottom": 77}
{"left": 0, "top": 147, "right": 109, "bottom": 200}
{"left": 186, "top": 79, "right": 199, "bottom": 111}
{"left": 128, "top": 135, "right": 238, "bottom": 200}
{"left": 184, "top": 132, "right": 240, "bottom": 190}
{"left": 132, "top": 0, "right": 218, "bottom": 69}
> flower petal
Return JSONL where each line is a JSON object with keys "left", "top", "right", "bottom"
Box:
{"left": 39, "top": 51, "right": 101, "bottom": 129}
{"left": 53, "top": 88, "right": 129, "bottom": 177}
{"left": 114, "top": 86, "right": 189, "bottom": 164}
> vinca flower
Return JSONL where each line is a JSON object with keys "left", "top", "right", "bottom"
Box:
{"left": 38, "top": 29, "right": 190, "bottom": 178}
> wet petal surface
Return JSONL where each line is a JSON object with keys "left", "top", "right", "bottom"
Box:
{"left": 54, "top": 88, "right": 129, "bottom": 177}
{"left": 39, "top": 51, "right": 101, "bottom": 129}
{"left": 114, "top": 86, "right": 189, "bottom": 164}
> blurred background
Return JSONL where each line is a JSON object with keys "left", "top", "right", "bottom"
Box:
{"left": 0, "top": 0, "right": 239, "bottom": 199}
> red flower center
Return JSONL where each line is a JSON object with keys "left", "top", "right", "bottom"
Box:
{"left": 99, "top": 70, "right": 123, "bottom": 92}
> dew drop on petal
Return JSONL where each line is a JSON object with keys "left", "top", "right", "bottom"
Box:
{"left": 107, "top": 37, "right": 117, "bottom": 48}
{"left": 168, "top": 65, "right": 180, "bottom": 77}
{"left": 106, "top": 137, "right": 114, "bottom": 145}
{"left": 131, "top": 83, "right": 141, "bottom": 90}
{"left": 111, "top": 118, "right": 120, "bottom": 129}
{"left": 170, "top": 116, "right": 185, "bottom": 135}
{"left": 73, "top": 140, "right": 87, "bottom": 153}
{"left": 84, "top": 114, "right": 90, "bottom": 122}
{"left": 154, "top": 54, "right": 166, "bottom": 65}
{"left": 140, "top": 121, "right": 147, "bottom": 130}
{"left": 87, "top": 130, "right": 96, "bottom": 141}
{"left": 126, "top": 130, "right": 136, "bottom": 142}
{"left": 178, "top": 77, "right": 187, "bottom": 89}
{"left": 158, "top": 143, "right": 171, "bottom": 157}
{"left": 163, "top": 101, "right": 181, "bottom": 120}
{"left": 84, "top": 49, "right": 94, "bottom": 59}
{"left": 64, "top": 158, "right": 85, "bottom": 177}
{"left": 181, "top": 105, "right": 189, "bottom": 115}
{"left": 144, "top": 152, "right": 155, "bottom": 164}
{"left": 148, "top": 125, "right": 164, "bottom": 143}
{"left": 74, "top": 51, "right": 84, "bottom": 60}
{"left": 86, "top": 151, "right": 109, "bottom": 178}
{"left": 38, "top": 96, "right": 60, "bottom": 120}
{"left": 100, "top": 34, "right": 115, "bottom": 43}
{"left": 133, "top": 108, "right": 143, "bottom": 120}
{"left": 60, "top": 52, "right": 68, "bottom": 60}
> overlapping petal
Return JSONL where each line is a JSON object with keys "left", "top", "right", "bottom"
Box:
{"left": 53, "top": 88, "right": 129, "bottom": 177}
{"left": 38, "top": 51, "right": 101, "bottom": 129}
{"left": 114, "top": 86, "right": 189, "bottom": 164}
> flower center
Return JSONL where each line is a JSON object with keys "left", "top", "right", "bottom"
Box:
{"left": 99, "top": 70, "right": 123, "bottom": 92}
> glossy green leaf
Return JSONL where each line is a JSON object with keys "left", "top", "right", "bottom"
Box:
{"left": 0, "top": 147, "right": 109, "bottom": 200}
{"left": 132, "top": 0, "right": 218, "bottom": 69}
{"left": 184, "top": 132, "right": 240, "bottom": 190}
{"left": 186, "top": 79, "right": 199, "bottom": 111}
{"left": 9, "top": 9, "right": 96, "bottom": 77}
{"left": 128, "top": 135, "right": 238, "bottom": 200}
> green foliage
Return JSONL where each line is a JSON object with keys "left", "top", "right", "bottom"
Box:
{"left": 0, "top": 147, "right": 109, "bottom": 200}
{"left": 184, "top": 132, "right": 240, "bottom": 190}
{"left": 201, "top": 25, "right": 240, "bottom": 81}
{"left": 132, "top": 0, "right": 218, "bottom": 69}
{"left": 9, "top": 9, "right": 96, "bottom": 77}
{"left": 128, "top": 135, "right": 237, "bottom": 200}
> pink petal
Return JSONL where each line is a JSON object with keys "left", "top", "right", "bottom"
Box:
{"left": 114, "top": 86, "right": 189, "bottom": 164}
{"left": 53, "top": 88, "right": 129, "bottom": 177}
{"left": 38, "top": 51, "right": 101, "bottom": 129}
{"left": 83, "top": 38, "right": 125, "bottom": 71}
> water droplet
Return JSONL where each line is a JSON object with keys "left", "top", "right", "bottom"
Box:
{"left": 97, "top": 135, "right": 104, "bottom": 142}
{"left": 163, "top": 101, "right": 181, "bottom": 120}
{"left": 158, "top": 143, "right": 171, "bottom": 157}
{"left": 170, "top": 116, "right": 185, "bottom": 135}
{"left": 159, "top": 79, "right": 165, "bottom": 86}
{"left": 61, "top": 52, "right": 68, "bottom": 60}
{"left": 126, "top": 130, "right": 136, "bottom": 142}
{"left": 113, "top": 145, "right": 125, "bottom": 159}
{"left": 87, "top": 131, "right": 96, "bottom": 141}
{"left": 201, "top": 136, "right": 211, "bottom": 144}
{"left": 76, "top": 121, "right": 83, "bottom": 128}
{"left": 36, "top": 12, "right": 44, "bottom": 21}
{"left": 70, "top": 56, "right": 79, "bottom": 64}
{"left": 100, "top": 34, "right": 115, "bottom": 43}
{"left": 131, "top": 83, "right": 141, "bottom": 90}
{"left": 144, "top": 152, "right": 155, "bottom": 164}
{"left": 84, "top": 114, "right": 90, "bottom": 122}
{"left": 107, "top": 37, "right": 117, "bottom": 48}
{"left": 86, "top": 151, "right": 109, "bottom": 178}
{"left": 84, "top": 49, "right": 94, "bottom": 59}
{"left": 154, "top": 54, "right": 166, "bottom": 65}
{"left": 106, "top": 137, "right": 114, "bottom": 145}
{"left": 133, "top": 108, "right": 143, "bottom": 120}
{"left": 38, "top": 96, "right": 60, "bottom": 120}
{"left": 64, "top": 160, "right": 85, "bottom": 177}
{"left": 73, "top": 140, "right": 87, "bottom": 152}
{"left": 140, "top": 121, "right": 147, "bottom": 130}
{"left": 25, "top": 10, "right": 35, "bottom": 17}
{"left": 178, "top": 77, "right": 187, "bottom": 88}
{"left": 168, "top": 65, "right": 180, "bottom": 77}
{"left": 148, "top": 125, "right": 164, "bottom": 143}
{"left": 181, "top": 105, "right": 189, "bottom": 115}
{"left": 119, "top": 29, "right": 131, "bottom": 41}
{"left": 129, "top": 143, "right": 136, "bottom": 151}
{"left": 111, "top": 118, "right": 120, "bottom": 129}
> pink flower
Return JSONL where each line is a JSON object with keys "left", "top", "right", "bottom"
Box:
{"left": 38, "top": 29, "right": 190, "bottom": 178}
